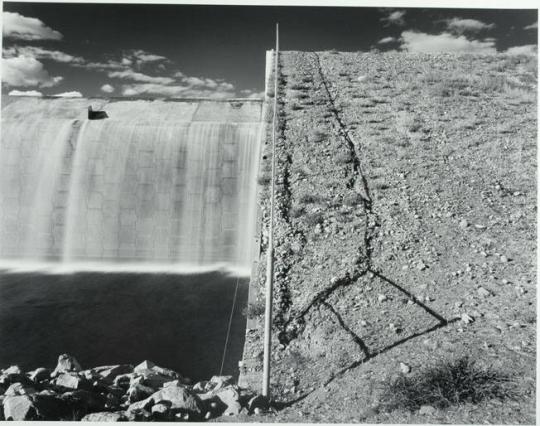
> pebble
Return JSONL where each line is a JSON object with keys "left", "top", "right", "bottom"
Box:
{"left": 459, "top": 219, "right": 469, "bottom": 229}
{"left": 500, "top": 255, "right": 509, "bottom": 263}
{"left": 419, "top": 405, "right": 436, "bottom": 415}
{"left": 461, "top": 313, "right": 474, "bottom": 324}
{"left": 477, "top": 287, "right": 492, "bottom": 297}
{"left": 377, "top": 294, "right": 387, "bottom": 302}
{"left": 399, "top": 362, "right": 411, "bottom": 374}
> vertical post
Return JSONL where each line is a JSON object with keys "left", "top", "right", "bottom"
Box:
{"left": 262, "top": 22, "right": 279, "bottom": 399}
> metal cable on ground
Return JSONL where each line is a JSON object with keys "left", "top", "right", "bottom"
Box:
{"left": 219, "top": 274, "right": 241, "bottom": 376}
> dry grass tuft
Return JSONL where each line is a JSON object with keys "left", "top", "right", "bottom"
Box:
{"left": 379, "top": 357, "right": 518, "bottom": 412}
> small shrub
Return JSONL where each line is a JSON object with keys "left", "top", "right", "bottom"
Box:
{"left": 312, "top": 128, "right": 328, "bottom": 143}
{"left": 291, "top": 103, "right": 304, "bottom": 111}
{"left": 343, "top": 193, "right": 363, "bottom": 206}
{"left": 290, "top": 83, "right": 309, "bottom": 91}
{"left": 243, "top": 300, "right": 266, "bottom": 319}
{"left": 379, "top": 356, "right": 518, "bottom": 412}
{"left": 298, "top": 193, "right": 320, "bottom": 204}
{"left": 257, "top": 173, "right": 271, "bottom": 186}
{"left": 373, "top": 181, "right": 390, "bottom": 190}
{"left": 302, "top": 76, "right": 313, "bottom": 83}
{"left": 292, "top": 91, "right": 309, "bottom": 100}
{"left": 305, "top": 211, "right": 324, "bottom": 226}
{"left": 335, "top": 150, "right": 353, "bottom": 164}
{"left": 289, "top": 205, "right": 304, "bottom": 218}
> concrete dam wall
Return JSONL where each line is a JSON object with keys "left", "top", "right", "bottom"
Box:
{"left": 0, "top": 97, "right": 263, "bottom": 273}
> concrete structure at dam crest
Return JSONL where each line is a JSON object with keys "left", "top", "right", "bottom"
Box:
{"left": 0, "top": 97, "right": 263, "bottom": 271}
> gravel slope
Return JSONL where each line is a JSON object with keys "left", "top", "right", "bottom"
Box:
{"left": 240, "top": 50, "right": 536, "bottom": 424}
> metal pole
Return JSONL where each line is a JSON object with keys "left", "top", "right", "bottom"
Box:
{"left": 262, "top": 22, "right": 279, "bottom": 399}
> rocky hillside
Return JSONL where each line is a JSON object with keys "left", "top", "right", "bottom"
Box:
{"left": 241, "top": 50, "right": 536, "bottom": 424}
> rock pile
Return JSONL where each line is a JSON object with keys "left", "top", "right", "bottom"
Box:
{"left": 1, "top": 355, "right": 267, "bottom": 421}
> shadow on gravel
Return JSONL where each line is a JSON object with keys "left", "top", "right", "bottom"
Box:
{"left": 275, "top": 270, "right": 462, "bottom": 409}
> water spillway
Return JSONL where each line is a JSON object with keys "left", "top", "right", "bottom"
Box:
{"left": 0, "top": 97, "right": 263, "bottom": 273}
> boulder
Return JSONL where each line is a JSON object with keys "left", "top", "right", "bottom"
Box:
{"left": 52, "top": 354, "right": 82, "bottom": 377}
{"left": 28, "top": 367, "right": 51, "bottom": 383}
{"left": 127, "top": 396, "right": 154, "bottom": 413}
{"left": 207, "top": 375, "right": 234, "bottom": 392}
{"left": 154, "top": 384, "right": 203, "bottom": 414}
{"left": 134, "top": 360, "right": 179, "bottom": 381}
{"left": 3, "top": 395, "right": 37, "bottom": 420}
{"left": 2, "top": 366, "right": 22, "bottom": 375}
{"left": 124, "top": 408, "right": 152, "bottom": 421}
{"left": 0, "top": 372, "right": 33, "bottom": 387}
{"left": 107, "top": 385, "right": 126, "bottom": 399}
{"left": 54, "top": 372, "right": 89, "bottom": 390}
{"left": 60, "top": 390, "right": 106, "bottom": 415}
{"left": 139, "top": 372, "right": 176, "bottom": 390}
{"left": 104, "top": 391, "right": 122, "bottom": 410}
{"left": 81, "top": 411, "right": 127, "bottom": 421}
{"left": 133, "top": 360, "right": 156, "bottom": 372}
{"left": 93, "top": 365, "right": 134, "bottom": 381}
{"left": 114, "top": 373, "right": 135, "bottom": 388}
{"left": 126, "top": 383, "right": 154, "bottom": 403}
{"left": 32, "top": 393, "right": 72, "bottom": 420}
{"left": 192, "top": 381, "right": 208, "bottom": 392}
{"left": 214, "top": 387, "right": 242, "bottom": 416}
{"left": 151, "top": 402, "right": 170, "bottom": 419}
{"left": 127, "top": 383, "right": 203, "bottom": 419}
{"left": 4, "top": 382, "right": 36, "bottom": 396}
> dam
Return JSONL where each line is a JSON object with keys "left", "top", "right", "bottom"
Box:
{"left": 0, "top": 96, "right": 263, "bottom": 273}
{"left": 0, "top": 96, "right": 264, "bottom": 378}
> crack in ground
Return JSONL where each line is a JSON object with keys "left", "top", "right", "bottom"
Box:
{"left": 276, "top": 53, "right": 380, "bottom": 344}
{"left": 270, "top": 53, "right": 453, "bottom": 405}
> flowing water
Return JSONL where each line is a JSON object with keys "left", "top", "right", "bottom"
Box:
{"left": 0, "top": 97, "right": 263, "bottom": 274}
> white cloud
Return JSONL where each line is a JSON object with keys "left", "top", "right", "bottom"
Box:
{"left": 378, "top": 36, "right": 397, "bottom": 44}
{"left": 3, "top": 46, "right": 84, "bottom": 64}
{"left": 100, "top": 84, "right": 115, "bottom": 93}
{"left": 381, "top": 10, "right": 406, "bottom": 26}
{"left": 2, "top": 11, "right": 62, "bottom": 40}
{"left": 129, "top": 49, "right": 167, "bottom": 64}
{"left": 400, "top": 31, "right": 496, "bottom": 54}
{"left": 53, "top": 91, "right": 83, "bottom": 98}
{"left": 524, "top": 21, "right": 538, "bottom": 30}
{"left": 108, "top": 70, "right": 175, "bottom": 85}
{"left": 505, "top": 44, "right": 537, "bottom": 55}
{"left": 83, "top": 60, "right": 126, "bottom": 71}
{"left": 8, "top": 89, "right": 43, "bottom": 96}
{"left": 121, "top": 83, "right": 235, "bottom": 99}
{"left": 446, "top": 18, "right": 495, "bottom": 33}
{"left": 1, "top": 56, "right": 63, "bottom": 87}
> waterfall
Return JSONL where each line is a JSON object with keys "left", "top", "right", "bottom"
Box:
{"left": 0, "top": 98, "right": 262, "bottom": 274}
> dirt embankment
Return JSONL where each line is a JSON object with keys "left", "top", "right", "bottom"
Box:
{"left": 240, "top": 51, "right": 536, "bottom": 424}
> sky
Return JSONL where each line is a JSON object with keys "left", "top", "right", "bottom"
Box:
{"left": 1, "top": 2, "right": 538, "bottom": 99}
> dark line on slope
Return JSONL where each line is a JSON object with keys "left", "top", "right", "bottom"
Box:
{"left": 321, "top": 301, "right": 371, "bottom": 358}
